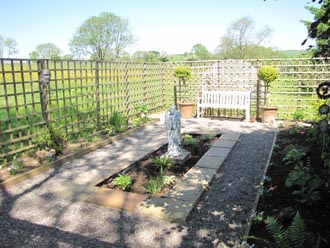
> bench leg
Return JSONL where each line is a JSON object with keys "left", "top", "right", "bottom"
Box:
{"left": 245, "top": 108, "right": 250, "bottom": 122}
{"left": 197, "top": 106, "right": 201, "bottom": 118}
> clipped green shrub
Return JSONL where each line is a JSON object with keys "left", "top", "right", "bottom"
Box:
{"left": 173, "top": 66, "right": 192, "bottom": 81}
{"left": 257, "top": 66, "right": 279, "bottom": 88}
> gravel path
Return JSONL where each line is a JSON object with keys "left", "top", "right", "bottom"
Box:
{"left": 0, "top": 119, "right": 276, "bottom": 248}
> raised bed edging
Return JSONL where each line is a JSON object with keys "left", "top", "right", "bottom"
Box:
{"left": 1, "top": 119, "right": 160, "bottom": 188}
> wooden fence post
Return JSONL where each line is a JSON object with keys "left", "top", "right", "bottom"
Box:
{"left": 161, "top": 63, "right": 166, "bottom": 108}
{"left": 95, "top": 61, "right": 101, "bottom": 129}
{"left": 124, "top": 62, "right": 130, "bottom": 118}
{"left": 143, "top": 62, "right": 147, "bottom": 104}
{"left": 38, "top": 60, "right": 49, "bottom": 126}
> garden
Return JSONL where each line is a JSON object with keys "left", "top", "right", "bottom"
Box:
{"left": 246, "top": 81, "right": 330, "bottom": 247}
{"left": 1, "top": 58, "right": 330, "bottom": 247}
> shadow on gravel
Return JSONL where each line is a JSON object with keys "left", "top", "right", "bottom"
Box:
{"left": 0, "top": 122, "right": 276, "bottom": 248}
{"left": 0, "top": 161, "right": 136, "bottom": 247}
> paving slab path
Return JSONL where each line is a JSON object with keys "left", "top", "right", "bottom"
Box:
{"left": 0, "top": 117, "right": 276, "bottom": 248}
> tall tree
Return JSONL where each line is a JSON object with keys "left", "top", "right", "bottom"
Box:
{"left": 302, "top": 0, "right": 330, "bottom": 57}
{"left": 69, "top": 12, "right": 135, "bottom": 60}
{"left": 0, "top": 35, "right": 4, "bottom": 57}
{"left": 215, "top": 16, "right": 273, "bottom": 59}
{"left": 0, "top": 35, "right": 19, "bottom": 58}
{"left": 191, "top": 44, "right": 210, "bottom": 60}
{"left": 30, "top": 43, "right": 62, "bottom": 59}
{"left": 5, "top": 38, "right": 18, "bottom": 57}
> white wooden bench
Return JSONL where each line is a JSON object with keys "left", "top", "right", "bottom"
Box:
{"left": 197, "top": 90, "right": 251, "bottom": 122}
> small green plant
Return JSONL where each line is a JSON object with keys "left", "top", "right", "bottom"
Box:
{"left": 321, "top": 151, "right": 330, "bottom": 169}
{"left": 153, "top": 155, "right": 173, "bottom": 174}
{"left": 201, "top": 133, "right": 215, "bottom": 141}
{"left": 103, "top": 111, "right": 129, "bottom": 135}
{"left": 182, "top": 134, "right": 199, "bottom": 152}
{"left": 144, "top": 175, "right": 164, "bottom": 194}
{"left": 112, "top": 174, "right": 132, "bottom": 191}
{"left": 285, "top": 164, "right": 312, "bottom": 188}
{"left": 8, "top": 159, "right": 24, "bottom": 175}
{"left": 282, "top": 148, "right": 305, "bottom": 166}
{"left": 292, "top": 109, "right": 305, "bottom": 121}
{"left": 285, "top": 159, "right": 323, "bottom": 205}
{"left": 34, "top": 124, "right": 67, "bottom": 154}
{"left": 162, "top": 175, "right": 176, "bottom": 185}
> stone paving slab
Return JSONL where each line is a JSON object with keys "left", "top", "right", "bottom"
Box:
{"left": 181, "top": 166, "right": 218, "bottom": 186}
{"left": 136, "top": 196, "right": 194, "bottom": 224}
{"left": 84, "top": 188, "right": 149, "bottom": 212}
{"left": 205, "top": 147, "right": 231, "bottom": 157}
{"left": 220, "top": 132, "right": 241, "bottom": 141}
{"left": 165, "top": 181, "right": 206, "bottom": 202}
{"left": 195, "top": 155, "right": 225, "bottom": 170}
{"left": 213, "top": 139, "right": 237, "bottom": 148}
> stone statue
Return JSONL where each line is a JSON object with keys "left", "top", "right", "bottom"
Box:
{"left": 165, "top": 105, "right": 183, "bottom": 157}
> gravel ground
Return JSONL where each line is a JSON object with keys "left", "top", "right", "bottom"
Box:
{"left": 0, "top": 119, "right": 276, "bottom": 248}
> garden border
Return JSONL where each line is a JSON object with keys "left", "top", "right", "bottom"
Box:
{"left": 0, "top": 119, "right": 160, "bottom": 188}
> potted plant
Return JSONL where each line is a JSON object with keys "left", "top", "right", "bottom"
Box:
{"left": 258, "top": 65, "right": 279, "bottom": 123}
{"left": 173, "top": 66, "right": 194, "bottom": 118}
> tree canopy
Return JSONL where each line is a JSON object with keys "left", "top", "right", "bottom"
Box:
{"left": 214, "top": 16, "right": 274, "bottom": 59}
{"left": 191, "top": 44, "right": 210, "bottom": 60}
{"left": 0, "top": 35, "right": 18, "bottom": 58}
{"left": 69, "top": 12, "right": 135, "bottom": 60}
{"left": 302, "top": 0, "right": 330, "bottom": 57}
{"left": 29, "top": 43, "right": 62, "bottom": 59}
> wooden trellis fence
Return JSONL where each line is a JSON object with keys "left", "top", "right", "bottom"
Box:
{"left": 1, "top": 57, "right": 330, "bottom": 162}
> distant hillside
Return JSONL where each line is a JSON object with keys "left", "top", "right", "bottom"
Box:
{"left": 280, "top": 50, "right": 311, "bottom": 58}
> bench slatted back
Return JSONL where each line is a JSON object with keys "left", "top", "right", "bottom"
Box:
{"left": 200, "top": 91, "right": 250, "bottom": 109}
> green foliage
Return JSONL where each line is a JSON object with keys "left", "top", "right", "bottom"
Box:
{"left": 69, "top": 12, "right": 135, "bottom": 60}
{"left": 303, "top": 0, "right": 330, "bottom": 57}
{"left": 183, "top": 134, "right": 199, "bottom": 153}
{"left": 104, "top": 111, "right": 129, "bottom": 135}
{"left": 144, "top": 175, "right": 164, "bottom": 194}
{"left": 285, "top": 160, "right": 323, "bottom": 205}
{"left": 282, "top": 148, "right": 306, "bottom": 166}
{"left": 289, "top": 125, "right": 304, "bottom": 136}
{"left": 214, "top": 16, "right": 274, "bottom": 59}
{"left": 8, "top": 159, "right": 24, "bottom": 175}
{"left": 153, "top": 155, "right": 173, "bottom": 174}
{"left": 34, "top": 124, "right": 67, "bottom": 154}
{"left": 321, "top": 151, "right": 330, "bottom": 169}
{"left": 162, "top": 175, "right": 176, "bottom": 185}
{"left": 173, "top": 66, "right": 192, "bottom": 82}
{"left": 191, "top": 44, "right": 210, "bottom": 60}
{"left": 264, "top": 212, "right": 320, "bottom": 248}
{"left": 30, "top": 42, "right": 62, "bottom": 59}
{"left": 285, "top": 163, "right": 312, "bottom": 188}
{"left": 201, "top": 133, "right": 215, "bottom": 141}
{"left": 257, "top": 66, "right": 279, "bottom": 87}
{"left": 292, "top": 110, "right": 305, "bottom": 121}
{"left": 112, "top": 174, "right": 132, "bottom": 191}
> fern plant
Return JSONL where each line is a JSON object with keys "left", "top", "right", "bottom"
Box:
{"left": 264, "top": 212, "right": 320, "bottom": 248}
{"left": 153, "top": 155, "right": 172, "bottom": 174}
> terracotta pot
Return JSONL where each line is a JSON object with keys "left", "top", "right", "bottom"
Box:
{"left": 260, "top": 106, "right": 278, "bottom": 124}
{"left": 178, "top": 101, "right": 194, "bottom": 118}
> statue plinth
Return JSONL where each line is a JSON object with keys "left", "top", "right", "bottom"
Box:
{"left": 167, "top": 150, "right": 191, "bottom": 165}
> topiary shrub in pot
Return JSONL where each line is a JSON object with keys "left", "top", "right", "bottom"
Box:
{"left": 258, "top": 65, "right": 279, "bottom": 124}
{"left": 173, "top": 66, "right": 194, "bottom": 118}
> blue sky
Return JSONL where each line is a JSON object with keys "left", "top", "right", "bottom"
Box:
{"left": 1, "top": 0, "right": 319, "bottom": 58}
